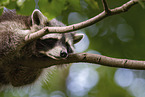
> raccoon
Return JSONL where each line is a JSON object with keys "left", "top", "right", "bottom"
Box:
{"left": 0, "top": 9, "right": 83, "bottom": 87}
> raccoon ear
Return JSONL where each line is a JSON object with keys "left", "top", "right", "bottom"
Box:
{"left": 31, "top": 9, "right": 48, "bottom": 25}
{"left": 73, "top": 33, "right": 84, "bottom": 44}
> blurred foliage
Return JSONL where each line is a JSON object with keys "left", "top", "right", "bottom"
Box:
{"left": 0, "top": 0, "right": 35, "bottom": 15}
{"left": 0, "top": 0, "right": 145, "bottom": 97}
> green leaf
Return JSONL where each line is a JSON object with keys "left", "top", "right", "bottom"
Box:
{"left": 5, "top": 0, "right": 17, "bottom": 9}
{"left": 68, "top": 0, "right": 81, "bottom": 12}
{"left": 85, "top": 0, "right": 99, "bottom": 10}
{"left": 0, "top": 0, "right": 9, "bottom": 6}
{"left": 39, "top": 0, "right": 67, "bottom": 20}
{"left": 16, "top": 0, "right": 35, "bottom": 15}
{"left": 0, "top": 8, "right": 3, "bottom": 15}
{"left": 138, "top": 0, "right": 145, "bottom": 8}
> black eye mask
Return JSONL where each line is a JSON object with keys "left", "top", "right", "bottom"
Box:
{"left": 36, "top": 38, "right": 58, "bottom": 50}
{"left": 66, "top": 42, "right": 73, "bottom": 53}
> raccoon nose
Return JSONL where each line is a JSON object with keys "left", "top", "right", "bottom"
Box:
{"left": 60, "top": 51, "right": 68, "bottom": 58}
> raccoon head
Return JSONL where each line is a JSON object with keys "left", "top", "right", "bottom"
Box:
{"left": 30, "top": 9, "right": 84, "bottom": 59}
{"left": 36, "top": 33, "right": 84, "bottom": 59}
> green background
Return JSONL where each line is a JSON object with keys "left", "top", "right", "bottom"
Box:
{"left": 0, "top": 0, "right": 145, "bottom": 97}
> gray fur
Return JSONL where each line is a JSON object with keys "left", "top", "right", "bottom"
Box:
{"left": 0, "top": 9, "right": 83, "bottom": 88}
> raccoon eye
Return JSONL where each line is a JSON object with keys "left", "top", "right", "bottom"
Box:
{"left": 66, "top": 42, "right": 73, "bottom": 53}
{"left": 42, "top": 38, "right": 57, "bottom": 47}
{"left": 36, "top": 38, "right": 57, "bottom": 49}
{"left": 44, "top": 38, "right": 57, "bottom": 43}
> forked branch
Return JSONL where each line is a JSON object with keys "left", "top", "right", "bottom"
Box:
{"left": 102, "top": 0, "right": 111, "bottom": 14}
{"left": 25, "top": 0, "right": 142, "bottom": 43}
{"left": 21, "top": 0, "right": 145, "bottom": 70}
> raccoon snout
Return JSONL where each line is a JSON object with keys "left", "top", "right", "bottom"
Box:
{"left": 60, "top": 50, "right": 68, "bottom": 58}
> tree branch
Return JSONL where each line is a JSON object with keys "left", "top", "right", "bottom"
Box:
{"left": 19, "top": 53, "right": 145, "bottom": 70}
{"left": 25, "top": 0, "right": 143, "bottom": 43}
{"left": 21, "top": 0, "right": 145, "bottom": 70}
{"left": 102, "top": 0, "right": 111, "bottom": 14}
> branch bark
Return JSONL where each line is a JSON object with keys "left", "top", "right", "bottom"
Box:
{"left": 19, "top": 53, "right": 145, "bottom": 70}
{"left": 21, "top": 0, "right": 145, "bottom": 70}
{"left": 25, "top": 0, "right": 142, "bottom": 43}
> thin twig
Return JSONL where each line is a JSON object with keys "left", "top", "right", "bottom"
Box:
{"left": 102, "top": 0, "right": 111, "bottom": 14}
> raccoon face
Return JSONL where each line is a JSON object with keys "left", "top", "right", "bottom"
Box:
{"left": 30, "top": 9, "right": 84, "bottom": 59}
{"left": 36, "top": 33, "right": 83, "bottom": 59}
